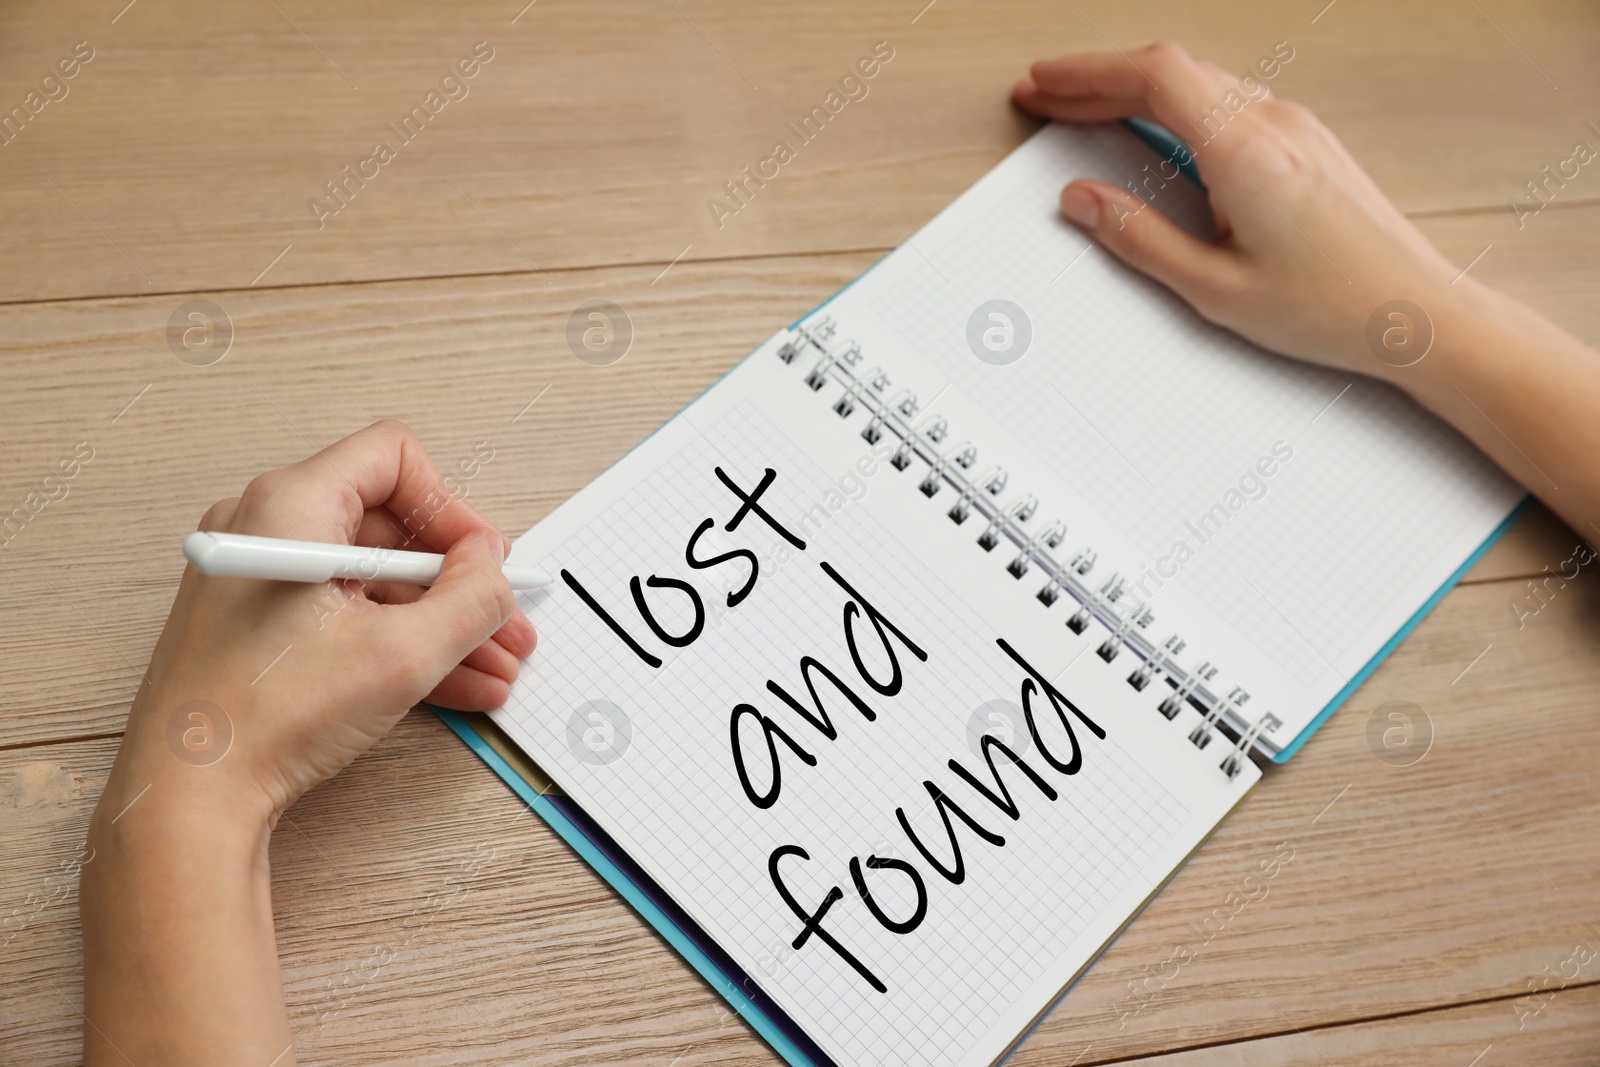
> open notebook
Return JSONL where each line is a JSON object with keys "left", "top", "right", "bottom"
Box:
{"left": 459, "top": 123, "right": 1523, "bottom": 1067}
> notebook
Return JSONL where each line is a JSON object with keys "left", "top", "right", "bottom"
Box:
{"left": 462, "top": 122, "right": 1524, "bottom": 1067}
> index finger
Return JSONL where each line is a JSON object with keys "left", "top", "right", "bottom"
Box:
{"left": 1017, "top": 43, "right": 1235, "bottom": 144}
{"left": 252, "top": 420, "right": 502, "bottom": 554}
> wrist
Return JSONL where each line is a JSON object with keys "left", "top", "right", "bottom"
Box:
{"left": 1360, "top": 277, "right": 1509, "bottom": 410}
{"left": 94, "top": 696, "right": 281, "bottom": 866}
{"left": 87, "top": 760, "right": 275, "bottom": 882}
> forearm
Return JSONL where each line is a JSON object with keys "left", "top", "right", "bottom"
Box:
{"left": 81, "top": 762, "right": 293, "bottom": 1067}
{"left": 1387, "top": 280, "right": 1600, "bottom": 536}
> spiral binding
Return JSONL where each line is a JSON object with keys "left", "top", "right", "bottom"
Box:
{"left": 777, "top": 316, "right": 1283, "bottom": 777}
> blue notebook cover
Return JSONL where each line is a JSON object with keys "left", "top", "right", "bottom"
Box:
{"left": 434, "top": 119, "right": 1529, "bottom": 1061}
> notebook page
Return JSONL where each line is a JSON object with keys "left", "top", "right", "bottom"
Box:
{"left": 812, "top": 123, "right": 1522, "bottom": 753}
{"left": 494, "top": 337, "right": 1257, "bottom": 1067}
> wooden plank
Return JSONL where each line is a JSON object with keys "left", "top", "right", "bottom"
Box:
{"left": 0, "top": 0, "right": 1596, "bottom": 301}
{"left": 4, "top": 569, "right": 1599, "bottom": 1064}
{"left": 1381, "top": 203, "right": 1600, "bottom": 586}
{"left": 1112, "top": 983, "right": 1600, "bottom": 1066}
{"left": 0, "top": 251, "right": 875, "bottom": 746}
{"left": 1460, "top": 500, "right": 1584, "bottom": 587}
{"left": 4, "top": 197, "right": 1599, "bottom": 747}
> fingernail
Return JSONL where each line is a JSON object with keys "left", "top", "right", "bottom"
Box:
{"left": 486, "top": 531, "right": 506, "bottom": 565}
{"left": 1062, "top": 186, "right": 1101, "bottom": 230}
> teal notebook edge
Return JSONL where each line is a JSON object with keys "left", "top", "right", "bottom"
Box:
{"left": 431, "top": 119, "right": 1533, "bottom": 1066}
{"left": 1271, "top": 496, "right": 1530, "bottom": 761}
{"left": 433, "top": 707, "right": 829, "bottom": 1067}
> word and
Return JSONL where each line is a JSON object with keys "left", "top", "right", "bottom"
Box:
{"left": 1133, "top": 440, "right": 1294, "bottom": 599}
{"left": 1514, "top": 941, "right": 1595, "bottom": 1030}
{"left": 308, "top": 41, "right": 496, "bottom": 229}
{"left": 1509, "top": 541, "right": 1595, "bottom": 629}
{"left": 764, "top": 631, "right": 1103, "bottom": 994}
{"left": 706, "top": 41, "right": 896, "bottom": 229}
{"left": 1, "top": 440, "right": 95, "bottom": 549}
{"left": 1, "top": 40, "right": 95, "bottom": 148}
{"left": 1114, "top": 41, "right": 1295, "bottom": 230}
{"left": 311, "top": 843, "right": 497, "bottom": 1030}
{"left": 562, "top": 464, "right": 1110, "bottom": 993}
{"left": 1113, "top": 840, "right": 1294, "bottom": 1028}
{"left": 1508, "top": 122, "right": 1600, "bottom": 230}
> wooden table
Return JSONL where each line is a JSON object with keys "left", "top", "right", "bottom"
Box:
{"left": 4, "top": 1, "right": 1599, "bottom": 1063}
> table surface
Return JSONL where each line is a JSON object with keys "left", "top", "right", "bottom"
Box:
{"left": 4, "top": 1, "right": 1599, "bottom": 1064}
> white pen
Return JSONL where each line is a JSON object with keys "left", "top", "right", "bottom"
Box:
{"left": 182, "top": 531, "right": 553, "bottom": 590}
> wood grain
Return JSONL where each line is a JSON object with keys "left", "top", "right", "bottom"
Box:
{"left": 0, "top": 251, "right": 874, "bottom": 747}
{"left": 5, "top": 569, "right": 1600, "bottom": 1065}
{"left": 3, "top": 201, "right": 1597, "bottom": 747}
{"left": 1116, "top": 983, "right": 1600, "bottom": 1066}
{"left": 0, "top": 0, "right": 1596, "bottom": 301}
{"left": 5, "top": 0, "right": 1600, "bottom": 1061}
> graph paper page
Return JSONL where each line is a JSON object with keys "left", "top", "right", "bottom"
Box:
{"left": 811, "top": 122, "right": 1522, "bottom": 752}
{"left": 494, "top": 337, "right": 1257, "bottom": 1067}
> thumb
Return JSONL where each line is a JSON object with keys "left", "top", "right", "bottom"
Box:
{"left": 404, "top": 527, "right": 515, "bottom": 672}
{"left": 1060, "top": 179, "right": 1227, "bottom": 306}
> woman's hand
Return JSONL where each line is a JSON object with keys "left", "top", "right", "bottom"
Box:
{"left": 110, "top": 418, "right": 537, "bottom": 822}
{"left": 1014, "top": 42, "right": 1600, "bottom": 550}
{"left": 83, "top": 420, "right": 537, "bottom": 1066}
{"left": 1013, "top": 42, "right": 1468, "bottom": 379}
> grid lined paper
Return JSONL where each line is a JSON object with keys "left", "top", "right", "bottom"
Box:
{"left": 495, "top": 385, "right": 1248, "bottom": 1067}
{"left": 832, "top": 124, "right": 1520, "bottom": 695}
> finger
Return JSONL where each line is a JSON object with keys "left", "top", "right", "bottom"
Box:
{"left": 316, "top": 421, "right": 497, "bottom": 552}
{"left": 426, "top": 663, "right": 515, "bottom": 712}
{"left": 353, "top": 505, "right": 415, "bottom": 550}
{"left": 1020, "top": 44, "right": 1235, "bottom": 144}
{"left": 367, "top": 580, "right": 534, "bottom": 660}
{"left": 492, "top": 608, "right": 538, "bottom": 660}
{"left": 399, "top": 528, "right": 516, "bottom": 674}
{"left": 460, "top": 634, "right": 520, "bottom": 684}
{"left": 1059, "top": 178, "right": 1235, "bottom": 310}
{"left": 237, "top": 421, "right": 503, "bottom": 553}
{"left": 356, "top": 505, "right": 535, "bottom": 655}
{"left": 1014, "top": 79, "right": 1157, "bottom": 125}
{"left": 363, "top": 579, "right": 425, "bottom": 606}
{"left": 199, "top": 497, "right": 240, "bottom": 532}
